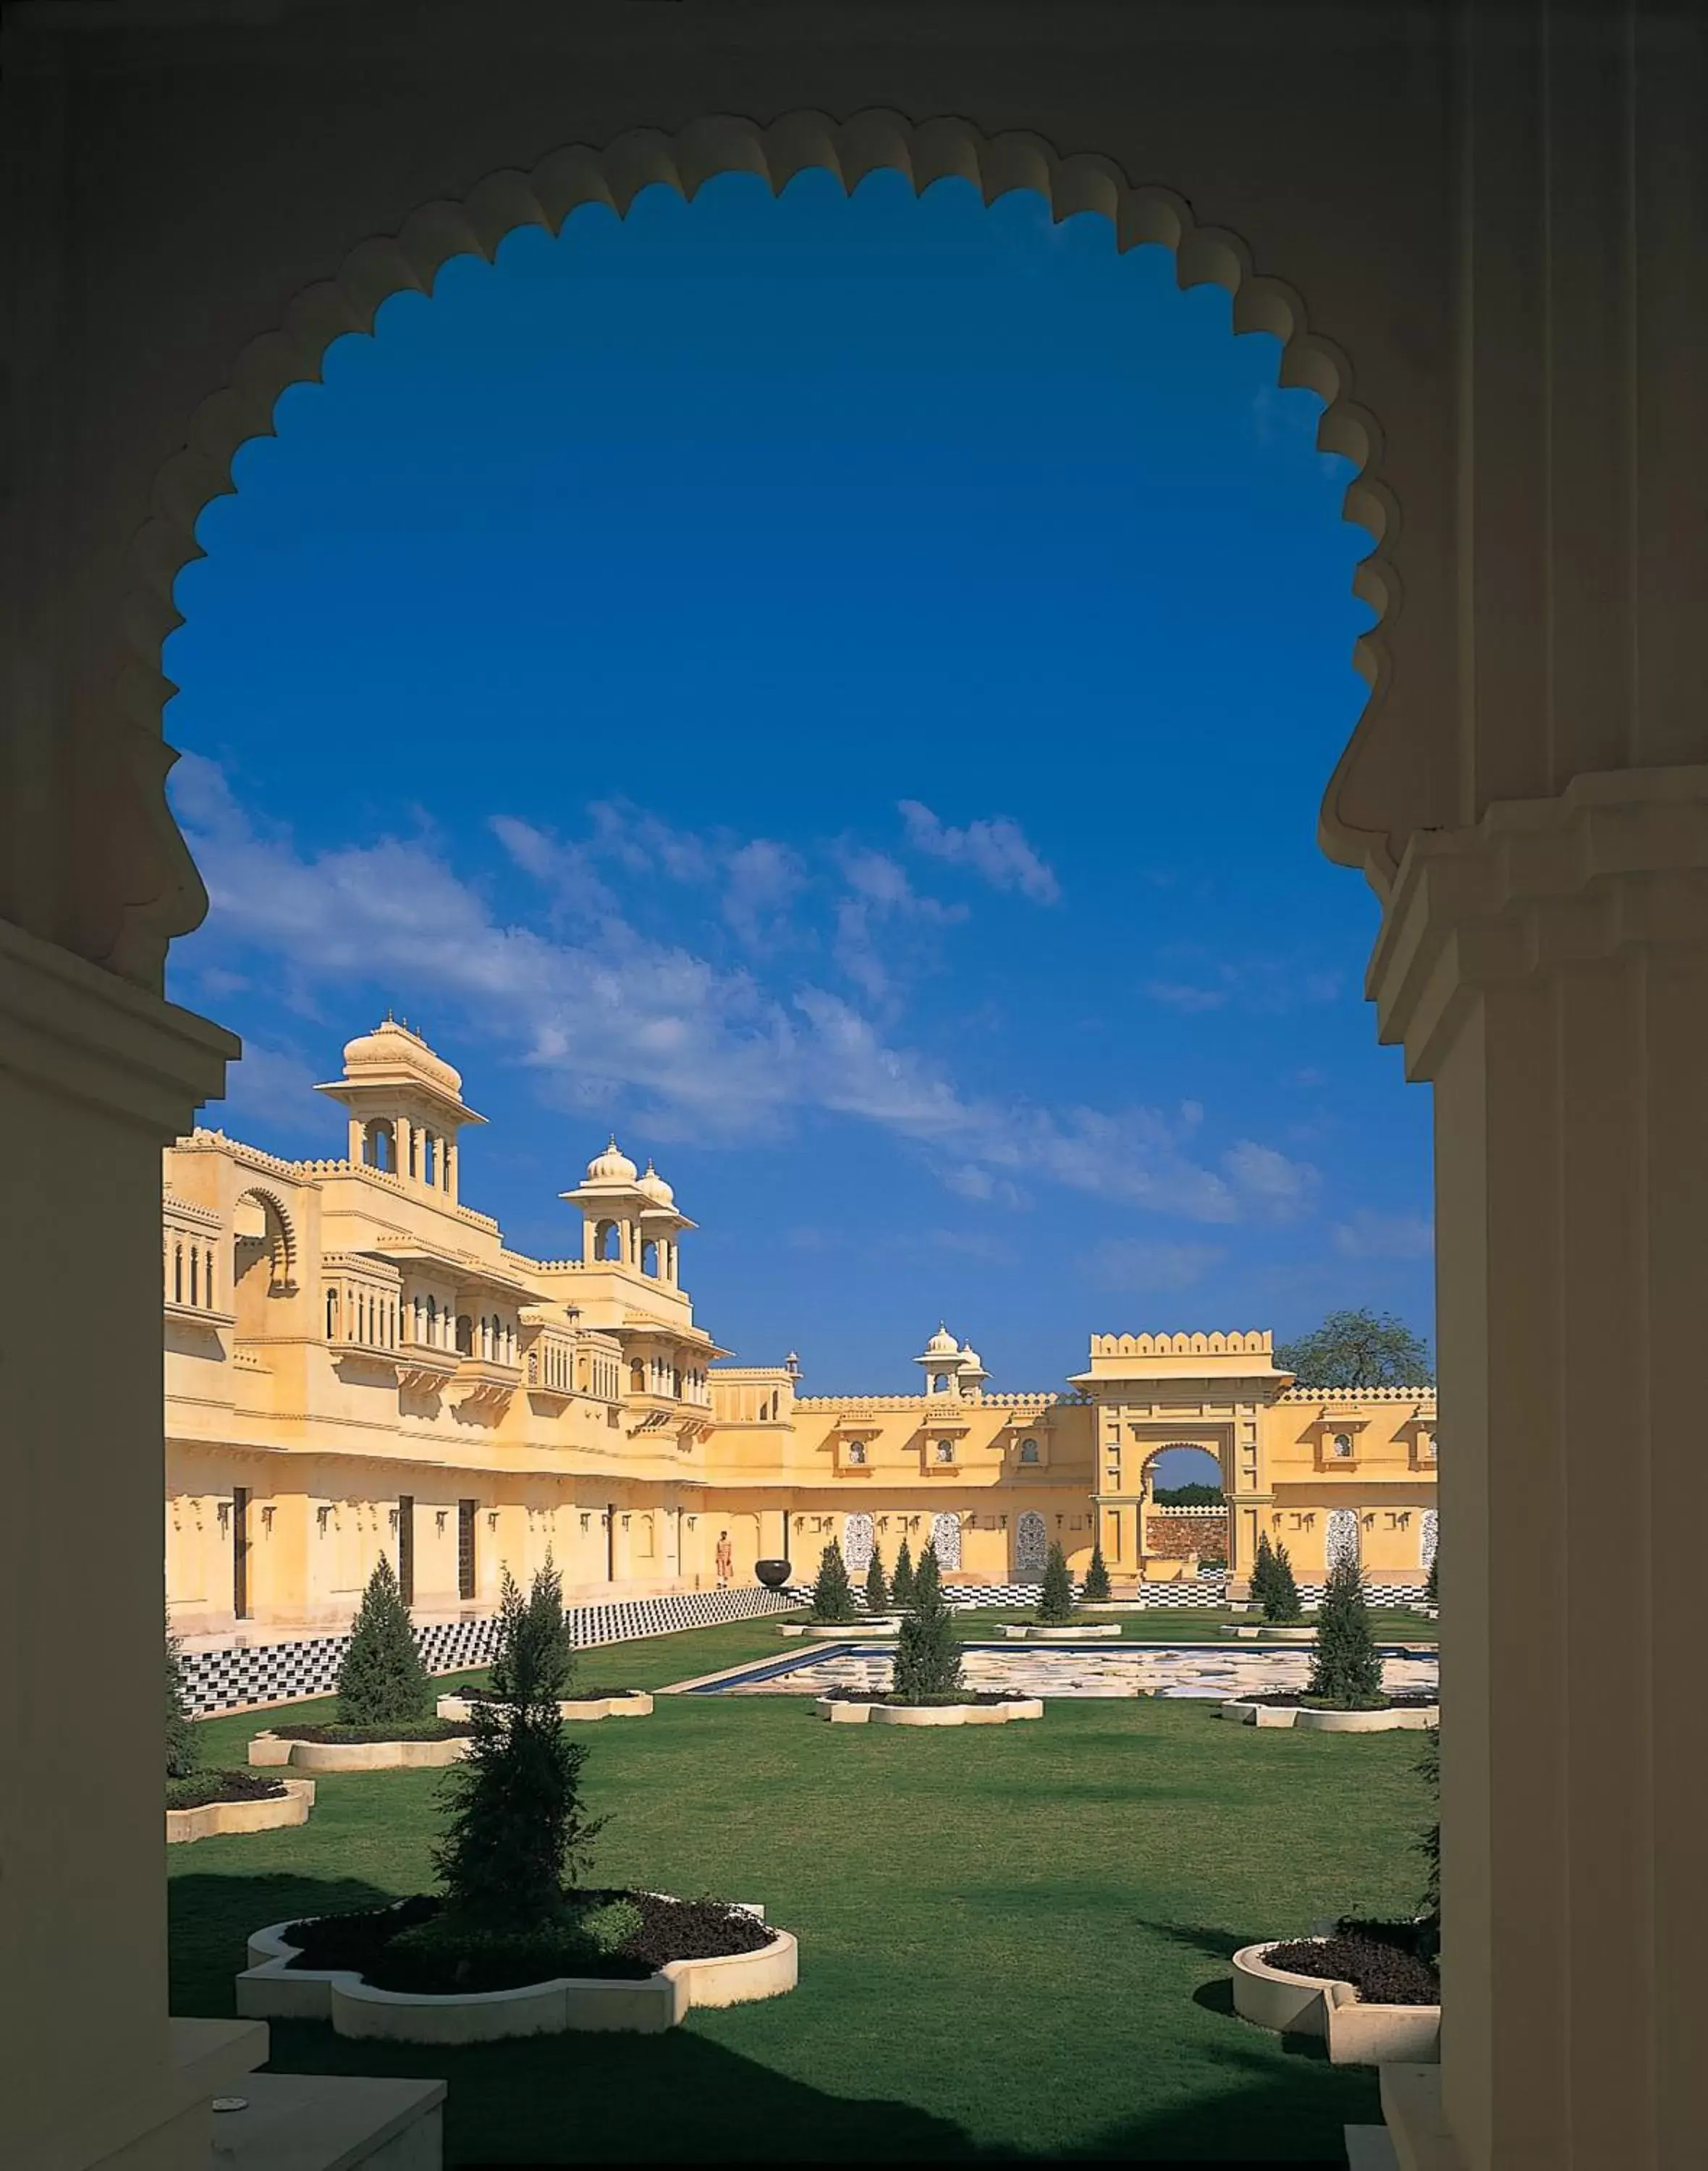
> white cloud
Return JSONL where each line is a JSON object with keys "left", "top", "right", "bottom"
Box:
{"left": 1144, "top": 980, "right": 1227, "bottom": 1014}
{"left": 723, "top": 838, "right": 804, "bottom": 949}
{"left": 929, "top": 1229, "right": 1020, "bottom": 1267}
{"left": 172, "top": 756, "right": 1318, "bottom": 1231}
{"left": 1141, "top": 956, "right": 1343, "bottom": 1017}
{"left": 1331, "top": 1211, "right": 1434, "bottom": 1261}
{"left": 1222, "top": 1140, "right": 1319, "bottom": 1219}
{"left": 1087, "top": 1239, "right": 1225, "bottom": 1294}
{"left": 897, "top": 800, "right": 1060, "bottom": 905}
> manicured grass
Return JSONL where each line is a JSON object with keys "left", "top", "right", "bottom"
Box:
{"left": 175, "top": 1621, "right": 1434, "bottom": 2164}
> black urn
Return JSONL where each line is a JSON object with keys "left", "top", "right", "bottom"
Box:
{"left": 754, "top": 1558, "right": 792, "bottom": 1590}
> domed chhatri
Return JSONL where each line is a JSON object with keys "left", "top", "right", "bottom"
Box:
{"left": 339, "top": 1016, "right": 465, "bottom": 1100}
{"left": 636, "top": 1159, "right": 675, "bottom": 1207}
{"left": 923, "top": 1323, "right": 959, "bottom": 1358}
{"left": 585, "top": 1137, "right": 640, "bottom": 1185}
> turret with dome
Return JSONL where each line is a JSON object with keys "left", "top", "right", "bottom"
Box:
{"left": 914, "top": 1323, "right": 986, "bottom": 1399}
{"left": 315, "top": 1016, "right": 485, "bottom": 1201}
{"left": 561, "top": 1136, "right": 696, "bottom": 1285}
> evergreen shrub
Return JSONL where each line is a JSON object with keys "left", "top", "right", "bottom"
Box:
{"left": 1081, "top": 1544, "right": 1111, "bottom": 1604}
{"left": 809, "top": 1541, "right": 858, "bottom": 1624}
{"left": 1036, "top": 1541, "right": 1076, "bottom": 1625}
{"left": 1307, "top": 1551, "right": 1385, "bottom": 1708}
{"left": 1425, "top": 1543, "right": 1439, "bottom": 1607}
{"left": 166, "top": 1617, "right": 199, "bottom": 1780}
{"left": 863, "top": 1542, "right": 889, "bottom": 1615}
{"left": 434, "top": 1567, "right": 604, "bottom": 1931}
{"left": 891, "top": 1543, "right": 963, "bottom": 1701}
{"left": 890, "top": 1537, "right": 916, "bottom": 1608}
{"left": 1249, "top": 1533, "right": 1277, "bottom": 1614}
{"left": 1265, "top": 1541, "right": 1304, "bottom": 1625}
{"left": 337, "top": 1555, "right": 432, "bottom": 1727}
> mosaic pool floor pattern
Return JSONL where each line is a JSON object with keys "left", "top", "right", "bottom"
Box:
{"left": 688, "top": 1642, "right": 1440, "bottom": 1700}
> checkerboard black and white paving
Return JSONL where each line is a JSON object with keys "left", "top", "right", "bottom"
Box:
{"left": 179, "top": 1584, "right": 795, "bottom": 1715}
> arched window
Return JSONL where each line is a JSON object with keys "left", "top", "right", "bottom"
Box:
{"left": 932, "top": 1373, "right": 950, "bottom": 1394}
{"left": 1421, "top": 1507, "right": 1439, "bottom": 1570}
{"left": 630, "top": 1359, "right": 646, "bottom": 1395}
{"left": 847, "top": 1439, "right": 867, "bottom": 1465}
{"left": 173, "top": 1242, "right": 184, "bottom": 1303}
{"left": 1015, "top": 1510, "right": 1048, "bottom": 1576}
{"left": 1018, "top": 1438, "right": 1041, "bottom": 1465}
{"left": 934, "top": 1439, "right": 955, "bottom": 1465}
{"left": 1332, "top": 1431, "right": 1354, "bottom": 1458}
{"left": 426, "top": 1294, "right": 437, "bottom": 1343}
{"left": 421, "top": 1133, "right": 436, "bottom": 1186}
{"left": 640, "top": 1238, "right": 659, "bottom": 1277}
{"left": 326, "top": 1289, "right": 338, "bottom": 1339}
{"left": 1327, "top": 1507, "right": 1361, "bottom": 1570}
{"left": 455, "top": 1313, "right": 473, "bottom": 1357}
{"left": 595, "top": 1219, "right": 620, "bottom": 1263}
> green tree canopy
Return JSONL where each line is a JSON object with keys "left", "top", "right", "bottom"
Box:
{"left": 1153, "top": 1481, "right": 1225, "bottom": 1507}
{"left": 337, "top": 1554, "right": 432, "bottom": 1726}
{"left": 1275, "top": 1308, "right": 1433, "bottom": 1390}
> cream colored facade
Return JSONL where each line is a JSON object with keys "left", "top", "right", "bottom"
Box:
{"left": 164, "top": 1020, "right": 1436, "bottom": 1637}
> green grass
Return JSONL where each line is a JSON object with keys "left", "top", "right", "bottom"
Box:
{"left": 174, "top": 1618, "right": 1434, "bottom": 2163}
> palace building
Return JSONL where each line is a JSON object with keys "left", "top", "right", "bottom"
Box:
{"left": 164, "top": 1020, "right": 1437, "bottom": 1639}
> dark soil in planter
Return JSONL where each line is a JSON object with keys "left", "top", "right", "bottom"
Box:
{"left": 1234, "top": 1690, "right": 1437, "bottom": 1712}
{"left": 167, "top": 1769, "right": 288, "bottom": 1811}
{"left": 266, "top": 1719, "right": 475, "bottom": 1743}
{"left": 282, "top": 1890, "right": 776, "bottom": 1994}
{"left": 1263, "top": 1931, "right": 1440, "bottom": 2006}
{"left": 824, "top": 1688, "right": 1030, "bottom": 1708}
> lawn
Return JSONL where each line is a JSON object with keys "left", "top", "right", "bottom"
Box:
{"left": 173, "top": 1616, "right": 1434, "bottom": 2164}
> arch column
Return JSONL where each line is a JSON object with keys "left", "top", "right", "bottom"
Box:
{"left": 1372, "top": 767, "right": 1708, "bottom": 2171}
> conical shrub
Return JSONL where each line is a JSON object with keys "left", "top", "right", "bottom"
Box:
{"left": 166, "top": 1617, "right": 199, "bottom": 1780}
{"left": 809, "top": 1541, "right": 857, "bottom": 1625}
{"left": 1265, "top": 1541, "right": 1303, "bottom": 1625}
{"left": 890, "top": 1536, "right": 916, "bottom": 1607}
{"left": 1424, "top": 1541, "right": 1438, "bottom": 1608}
{"left": 337, "top": 1554, "right": 432, "bottom": 1726}
{"left": 863, "top": 1542, "right": 889, "bottom": 1615}
{"left": 892, "top": 1542, "right": 963, "bottom": 1701}
{"left": 1249, "top": 1531, "right": 1277, "bottom": 1612}
{"left": 434, "top": 1567, "right": 604, "bottom": 1930}
{"left": 1307, "top": 1550, "right": 1384, "bottom": 1707}
{"left": 1037, "top": 1540, "right": 1076, "bottom": 1625}
{"left": 1081, "top": 1544, "right": 1111, "bottom": 1604}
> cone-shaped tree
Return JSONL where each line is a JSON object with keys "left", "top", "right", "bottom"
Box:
{"left": 1249, "top": 1531, "right": 1277, "bottom": 1612}
{"left": 166, "top": 1616, "right": 199, "bottom": 1779}
{"left": 1081, "top": 1544, "right": 1111, "bottom": 1604}
{"left": 1424, "top": 1541, "right": 1439, "bottom": 1608}
{"left": 337, "top": 1554, "right": 432, "bottom": 1726}
{"left": 809, "top": 1541, "right": 857, "bottom": 1624}
{"left": 1415, "top": 1723, "right": 1440, "bottom": 1933}
{"left": 435, "top": 1566, "right": 604, "bottom": 1929}
{"left": 1036, "top": 1540, "right": 1076, "bottom": 1625}
{"left": 1264, "top": 1541, "right": 1304, "bottom": 1625}
{"left": 1307, "top": 1550, "right": 1385, "bottom": 1707}
{"left": 889, "top": 1536, "right": 916, "bottom": 1607}
{"left": 863, "top": 1542, "right": 889, "bottom": 1615}
{"left": 891, "top": 1542, "right": 963, "bottom": 1701}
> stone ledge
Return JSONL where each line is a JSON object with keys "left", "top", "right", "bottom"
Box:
{"left": 200, "top": 2072, "right": 445, "bottom": 2171}
{"left": 1217, "top": 1700, "right": 1438, "bottom": 1731}
{"left": 249, "top": 1733, "right": 471, "bottom": 1772}
{"left": 779, "top": 1619, "right": 902, "bottom": 1638}
{"left": 434, "top": 1693, "right": 653, "bottom": 1722}
{"left": 813, "top": 1698, "right": 1045, "bottom": 1727}
{"left": 168, "top": 1777, "right": 315, "bottom": 1843}
{"left": 999, "top": 1623, "right": 1122, "bottom": 1641}
{"left": 237, "top": 1910, "right": 796, "bottom": 2042}
{"left": 1231, "top": 1941, "right": 1439, "bottom": 2067}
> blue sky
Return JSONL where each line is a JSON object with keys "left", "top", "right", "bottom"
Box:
{"left": 164, "top": 169, "right": 1433, "bottom": 1398}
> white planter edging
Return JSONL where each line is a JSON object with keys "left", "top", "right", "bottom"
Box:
{"left": 167, "top": 1777, "right": 316, "bottom": 1844}
{"left": 1218, "top": 1700, "right": 1439, "bottom": 1732}
{"left": 1219, "top": 1625, "right": 1320, "bottom": 1642}
{"left": 435, "top": 1693, "right": 654, "bottom": 1722}
{"left": 248, "top": 1731, "right": 473, "bottom": 1772}
{"left": 779, "top": 1620, "right": 903, "bottom": 1638}
{"left": 813, "top": 1697, "right": 1044, "bottom": 1727}
{"left": 999, "top": 1622, "right": 1122, "bottom": 1641}
{"left": 1230, "top": 1939, "right": 1439, "bottom": 2066}
{"left": 237, "top": 1907, "right": 796, "bottom": 2041}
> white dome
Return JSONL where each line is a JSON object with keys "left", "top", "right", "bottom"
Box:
{"left": 924, "top": 1323, "right": 959, "bottom": 1357}
{"left": 637, "top": 1160, "right": 675, "bottom": 1207}
{"left": 341, "top": 1019, "right": 463, "bottom": 1098}
{"left": 958, "top": 1345, "right": 986, "bottom": 1372}
{"left": 585, "top": 1137, "right": 638, "bottom": 1184}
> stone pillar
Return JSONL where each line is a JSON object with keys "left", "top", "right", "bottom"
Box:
{"left": 396, "top": 1113, "right": 413, "bottom": 1182}
{"left": 1371, "top": 771, "right": 1708, "bottom": 2171}
{"left": 0, "top": 918, "right": 265, "bottom": 2168}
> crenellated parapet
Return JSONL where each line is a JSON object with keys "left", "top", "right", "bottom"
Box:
{"left": 1088, "top": 1330, "right": 1272, "bottom": 1358}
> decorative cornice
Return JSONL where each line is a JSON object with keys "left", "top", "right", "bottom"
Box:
{"left": 1370, "top": 766, "right": 1708, "bottom": 1078}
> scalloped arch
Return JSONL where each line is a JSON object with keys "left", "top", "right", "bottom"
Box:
{"left": 130, "top": 107, "right": 1400, "bottom": 971}
{"left": 232, "top": 1184, "right": 297, "bottom": 1284}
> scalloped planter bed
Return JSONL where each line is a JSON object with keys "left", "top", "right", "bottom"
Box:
{"left": 248, "top": 1731, "right": 473, "bottom": 1772}
{"left": 167, "top": 1777, "right": 315, "bottom": 1843}
{"left": 1217, "top": 1699, "right": 1439, "bottom": 1731}
{"left": 1219, "top": 1624, "right": 1319, "bottom": 1642}
{"left": 1230, "top": 1940, "right": 1440, "bottom": 2066}
{"left": 236, "top": 1909, "right": 797, "bottom": 2039}
{"left": 999, "top": 1622, "right": 1122, "bottom": 1641}
{"left": 814, "top": 1697, "right": 1044, "bottom": 1726}
{"left": 435, "top": 1692, "right": 654, "bottom": 1722}
{"left": 779, "top": 1620, "right": 903, "bottom": 1638}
